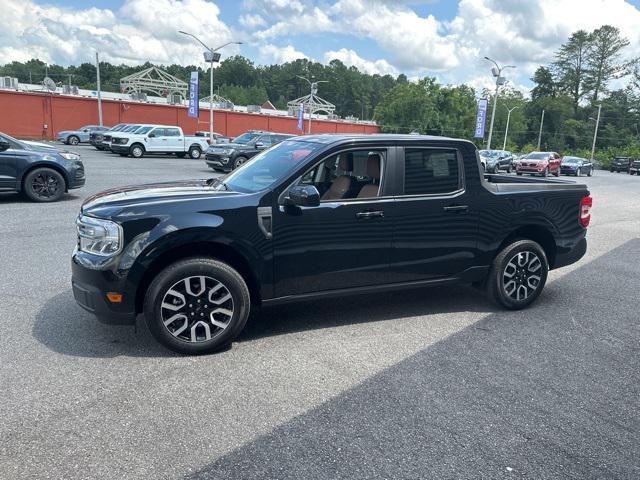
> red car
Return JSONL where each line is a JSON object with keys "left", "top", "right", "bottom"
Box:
{"left": 516, "top": 151, "right": 561, "bottom": 177}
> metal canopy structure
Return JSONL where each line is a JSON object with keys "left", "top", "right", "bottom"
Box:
{"left": 120, "top": 67, "right": 188, "bottom": 97}
{"left": 287, "top": 93, "right": 335, "bottom": 115}
{"left": 201, "top": 93, "right": 234, "bottom": 109}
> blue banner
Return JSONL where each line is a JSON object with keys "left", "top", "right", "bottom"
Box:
{"left": 188, "top": 71, "right": 199, "bottom": 118}
{"left": 474, "top": 98, "right": 488, "bottom": 138}
{"left": 297, "top": 104, "right": 304, "bottom": 131}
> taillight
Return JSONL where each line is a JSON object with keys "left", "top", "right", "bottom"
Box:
{"left": 579, "top": 195, "right": 592, "bottom": 228}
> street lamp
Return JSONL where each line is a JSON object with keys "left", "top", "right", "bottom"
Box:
{"left": 484, "top": 56, "right": 515, "bottom": 150}
{"left": 179, "top": 31, "right": 241, "bottom": 141}
{"left": 589, "top": 104, "right": 602, "bottom": 162}
{"left": 502, "top": 105, "right": 518, "bottom": 151}
{"left": 296, "top": 75, "right": 328, "bottom": 134}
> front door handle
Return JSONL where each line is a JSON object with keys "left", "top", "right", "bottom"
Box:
{"left": 356, "top": 210, "right": 384, "bottom": 219}
{"left": 443, "top": 205, "right": 468, "bottom": 212}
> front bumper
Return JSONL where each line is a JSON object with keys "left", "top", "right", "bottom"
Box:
{"left": 110, "top": 144, "right": 130, "bottom": 154}
{"left": 516, "top": 166, "right": 546, "bottom": 174}
{"left": 205, "top": 153, "right": 232, "bottom": 172}
{"left": 67, "top": 164, "right": 86, "bottom": 189}
{"left": 71, "top": 252, "right": 137, "bottom": 325}
{"left": 560, "top": 167, "right": 578, "bottom": 175}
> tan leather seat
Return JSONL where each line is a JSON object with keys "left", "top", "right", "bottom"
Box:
{"left": 357, "top": 153, "right": 381, "bottom": 198}
{"left": 321, "top": 153, "right": 353, "bottom": 201}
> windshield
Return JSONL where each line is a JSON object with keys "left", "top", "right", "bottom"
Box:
{"left": 134, "top": 126, "right": 153, "bottom": 134}
{"left": 223, "top": 140, "right": 324, "bottom": 193}
{"left": 232, "top": 132, "right": 261, "bottom": 145}
{"left": 524, "top": 152, "right": 549, "bottom": 160}
{"left": 480, "top": 150, "right": 500, "bottom": 158}
{"left": 123, "top": 125, "right": 141, "bottom": 132}
{"left": 562, "top": 157, "right": 580, "bottom": 164}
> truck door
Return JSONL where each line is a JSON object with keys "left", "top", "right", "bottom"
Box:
{"left": 147, "top": 127, "right": 168, "bottom": 152}
{"left": 272, "top": 147, "right": 395, "bottom": 296}
{"left": 164, "top": 127, "right": 183, "bottom": 152}
{"left": 387, "top": 146, "right": 479, "bottom": 282}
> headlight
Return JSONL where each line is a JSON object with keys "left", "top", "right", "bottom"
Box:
{"left": 60, "top": 152, "right": 81, "bottom": 160}
{"left": 76, "top": 215, "right": 123, "bottom": 257}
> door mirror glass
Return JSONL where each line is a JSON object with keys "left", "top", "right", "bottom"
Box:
{"left": 254, "top": 142, "right": 265, "bottom": 149}
{"left": 148, "top": 133, "right": 156, "bottom": 138}
{"left": 0, "top": 140, "right": 10, "bottom": 151}
{"left": 287, "top": 185, "right": 320, "bottom": 207}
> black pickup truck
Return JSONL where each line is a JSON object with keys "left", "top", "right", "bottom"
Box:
{"left": 72, "top": 134, "right": 591, "bottom": 354}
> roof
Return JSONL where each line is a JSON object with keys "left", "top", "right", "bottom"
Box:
{"left": 292, "top": 133, "right": 470, "bottom": 145}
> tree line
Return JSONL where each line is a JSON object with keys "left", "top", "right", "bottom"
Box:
{"left": 1, "top": 24, "right": 638, "bottom": 165}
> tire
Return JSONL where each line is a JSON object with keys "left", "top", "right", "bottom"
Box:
{"left": 130, "top": 144, "right": 145, "bottom": 158}
{"left": 506, "top": 165, "right": 512, "bottom": 174}
{"left": 516, "top": 172, "right": 522, "bottom": 176}
{"left": 176, "top": 153, "right": 187, "bottom": 158}
{"left": 541, "top": 167, "right": 548, "bottom": 177}
{"left": 233, "top": 156, "right": 248, "bottom": 170}
{"left": 486, "top": 239, "right": 549, "bottom": 310}
{"left": 188, "top": 146, "right": 202, "bottom": 159}
{"left": 68, "top": 135, "right": 80, "bottom": 145}
{"left": 22, "top": 167, "right": 66, "bottom": 202}
{"left": 143, "top": 258, "right": 251, "bottom": 355}
{"left": 575, "top": 168, "right": 580, "bottom": 177}
{"left": 610, "top": 169, "right": 614, "bottom": 173}
{"left": 587, "top": 168, "right": 592, "bottom": 177}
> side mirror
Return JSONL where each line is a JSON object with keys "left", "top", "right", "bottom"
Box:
{"left": 83, "top": 129, "right": 89, "bottom": 133}
{"left": 148, "top": 133, "right": 156, "bottom": 138}
{"left": 286, "top": 185, "right": 320, "bottom": 207}
{"left": 0, "top": 140, "right": 10, "bottom": 152}
{"left": 254, "top": 142, "right": 265, "bottom": 149}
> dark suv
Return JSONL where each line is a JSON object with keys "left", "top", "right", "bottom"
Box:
{"left": 205, "top": 131, "right": 294, "bottom": 172}
{"left": 629, "top": 158, "right": 640, "bottom": 175}
{"left": 72, "top": 134, "right": 590, "bottom": 355}
{"left": 610, "top": 157, "right": 631, "bottom": 173}
{"left": 0, "top": 132, "right": 85, "bottom": 202}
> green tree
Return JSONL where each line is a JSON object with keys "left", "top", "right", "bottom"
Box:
{"left": 552, "top": 30, "right": 592, "bottom": 114}
{"left": 585, "top": 25, "right": 631, "bottom": 102}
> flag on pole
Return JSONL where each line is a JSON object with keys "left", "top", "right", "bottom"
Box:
{"left": 474, "top": 98, "right": 488, "bottom": 138}
{"left": 188, "top": 71, "right": 199, "bottom": 118}
{"left": 297, "top": 104, "right": 304, "bottom": 131}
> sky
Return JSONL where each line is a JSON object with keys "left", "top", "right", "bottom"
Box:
{"left": 3, "top": 0, "right": 640, "bottom": 94}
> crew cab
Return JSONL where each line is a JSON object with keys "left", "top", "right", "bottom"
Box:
{"left": 205, "top": 131, "right": 294, "bottom": 172}
{"left": 110, "top": 125, "right": 209, "bottom": 159}
{"left": 0, "top": 132, "right": 85, "bottom": 202}
{"left": 72, "top": 134, "right": 591, "bottom": 354}
{"left": 516, "top": 151, "right": 561, "bottom": 177}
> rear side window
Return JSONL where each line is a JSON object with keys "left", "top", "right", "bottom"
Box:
{"left": 165, "top": 128, "right": 180, "bottom": 137}
{"left": 403, "top": 148, "right": 461, "bottom": 195}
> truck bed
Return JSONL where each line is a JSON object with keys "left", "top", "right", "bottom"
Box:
{"left": 484, "top": 173, "right": 588, "bottom": 194}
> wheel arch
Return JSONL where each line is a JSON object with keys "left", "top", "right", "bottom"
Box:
{"left": 134, "top": 241, "right": 261, "bottom": 315}
{"left": 495, "top": 224, "right": 557, "bottom": 269}
{"left": 19, "top": 162, "right": 70, "bottom": 192}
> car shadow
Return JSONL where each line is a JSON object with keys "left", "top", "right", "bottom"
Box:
{"left": 185, "top": 239, "right": 640, "bottom": 480}
{"left": 33, "top": 283, "right": 491, "bottom": 359}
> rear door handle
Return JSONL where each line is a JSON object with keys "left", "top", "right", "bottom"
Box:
{"left": 443, "top": 205, "right": 468, "bottom": 212}
{"left": 356, "top": 210, "right": 384, "bottom": 219}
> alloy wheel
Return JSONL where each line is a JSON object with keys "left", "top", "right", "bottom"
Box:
{"left": 161, "top": 276, "right": 234, "bottom": 343}
{"left": 31, "top": 172, "right": 61, "bottom": 199}
{"left": 502, "top": 251, "right": 542, "bottom": 301}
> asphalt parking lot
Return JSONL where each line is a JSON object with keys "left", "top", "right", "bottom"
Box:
{"left": 1, "top": 145, "right": 639, "bottom": 479}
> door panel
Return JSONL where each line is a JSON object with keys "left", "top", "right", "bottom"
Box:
{"left": 272, "top": 199, "right": 394, "bottom": 296}
{"left": 147, "top": 128, "right": 167, "bottom": 152}
{"left": 0, "top": 150, "right": 20, "bottom": 189}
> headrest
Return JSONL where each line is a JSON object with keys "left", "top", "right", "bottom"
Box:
{"left": 338, "top": 152, "right": 353, "bottom": 171}
{"left": 367, "top": 153, "right": 381, "bottom": 179}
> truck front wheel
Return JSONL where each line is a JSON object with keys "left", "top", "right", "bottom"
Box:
{"left": 486, "top": 239, "right": 549, "bottom": 310}
{"left": 130, "top": 144, "right": 145, "bottom": 158}
{"left": 143, "top": 258, "right": 251, "bottom": 355}
{"left": 188, "top": 146, "right": 202, "bottom": 159}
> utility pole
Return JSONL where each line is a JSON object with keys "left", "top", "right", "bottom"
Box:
{"left": 96, "top": 52, "right": 103, "bottom": 126}
{"left": 590, "top": 104, "right": 602, "bottom": 162}
{"left": 484, "top": 57, "right": 515, "bottom": 150}
{"left": 502, "top": 106, "right": 518, "bottom": 150}
{"left": 537, "top": 109, "right": 545, "bottom": 150}
{"left": 179, "top": 31, "right": 242, "bottom": 140}
{"left": 296, "top": 76, "right": 328, "bottom": 134}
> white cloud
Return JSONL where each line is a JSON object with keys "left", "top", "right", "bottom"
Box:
{"left": 259, "top": 44, "right": 308, "bottom": 64}
{"left": 239, "top": 14, "right": 266, "bottom": 29}
{"left": 0, "top": 0, "right": 237, "bottom": 66}
{"left": 324, "top": 48, "right": 398, "bottom": 76}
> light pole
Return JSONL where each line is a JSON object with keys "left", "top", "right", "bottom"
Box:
{"left": 484, "top": 57, "right": 515, "bottom": 150}
{"left": 179, "top": 31, "right": 241, "bottom": 140}
{"left": 590, "top": 104, "right": 602, "bottom": 162}
{"left": 95, "top": 52, "right": 103, "bottom": 126}
{"left": 296, "top": 75, "right": 328, "bottom": 134}
{"left": 502, "top": 105, "right": 518, "bottom": 151}
{"left": 537, "top": 109, "right": 545, "bottom": 150}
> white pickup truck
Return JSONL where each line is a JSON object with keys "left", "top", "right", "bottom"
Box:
{"left": 109, "top": 125, "right": 210, "bottom": 159}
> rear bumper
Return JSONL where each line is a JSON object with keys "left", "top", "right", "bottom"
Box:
{"left": 553, "top": 237, "right": 587, "bottom": 269}
{"left": 71, "top": 253, "right": 137, "bottom": 325}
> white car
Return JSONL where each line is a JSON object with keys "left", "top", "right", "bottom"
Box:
{"left": 109, "top": 125, "right": 209, "bottom": 159}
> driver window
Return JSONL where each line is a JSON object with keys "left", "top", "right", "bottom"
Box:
{"left": 298, "top": 149, "right": 385, "bottom": 201}
{"left": 150, "top": 128, "right": 165, "bottom": 137}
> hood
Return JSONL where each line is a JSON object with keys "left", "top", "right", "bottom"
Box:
{"left": 209, "top": 142, "right": 253, "bottom": 151}
{"left": 57, "top": 130, "right": 77, "bottom": 136}
{"left": 81, "top": 179, "right": 237, "bottom": 216}
{"left": 22, "top": 140, "right": 61, "bottom": 152}
{"left": 522, "top": 158, "right": 548, "bottom": 164}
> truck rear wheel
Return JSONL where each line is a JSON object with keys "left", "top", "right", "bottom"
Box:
{"left": 143, "top": 257, "right": 251, "bottom": 355}
{"left": 188, "top": 146, "right": 202, "bottom": 159}
{"left": 486, "top": 239, "right": 548, "bottom": 310}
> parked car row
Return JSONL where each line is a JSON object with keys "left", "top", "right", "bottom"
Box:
{"left": 480, "top": 150, "right": 594, "bottom": 177}
{"left": 610, "top": 156, "right": 640, "bottom": 176}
